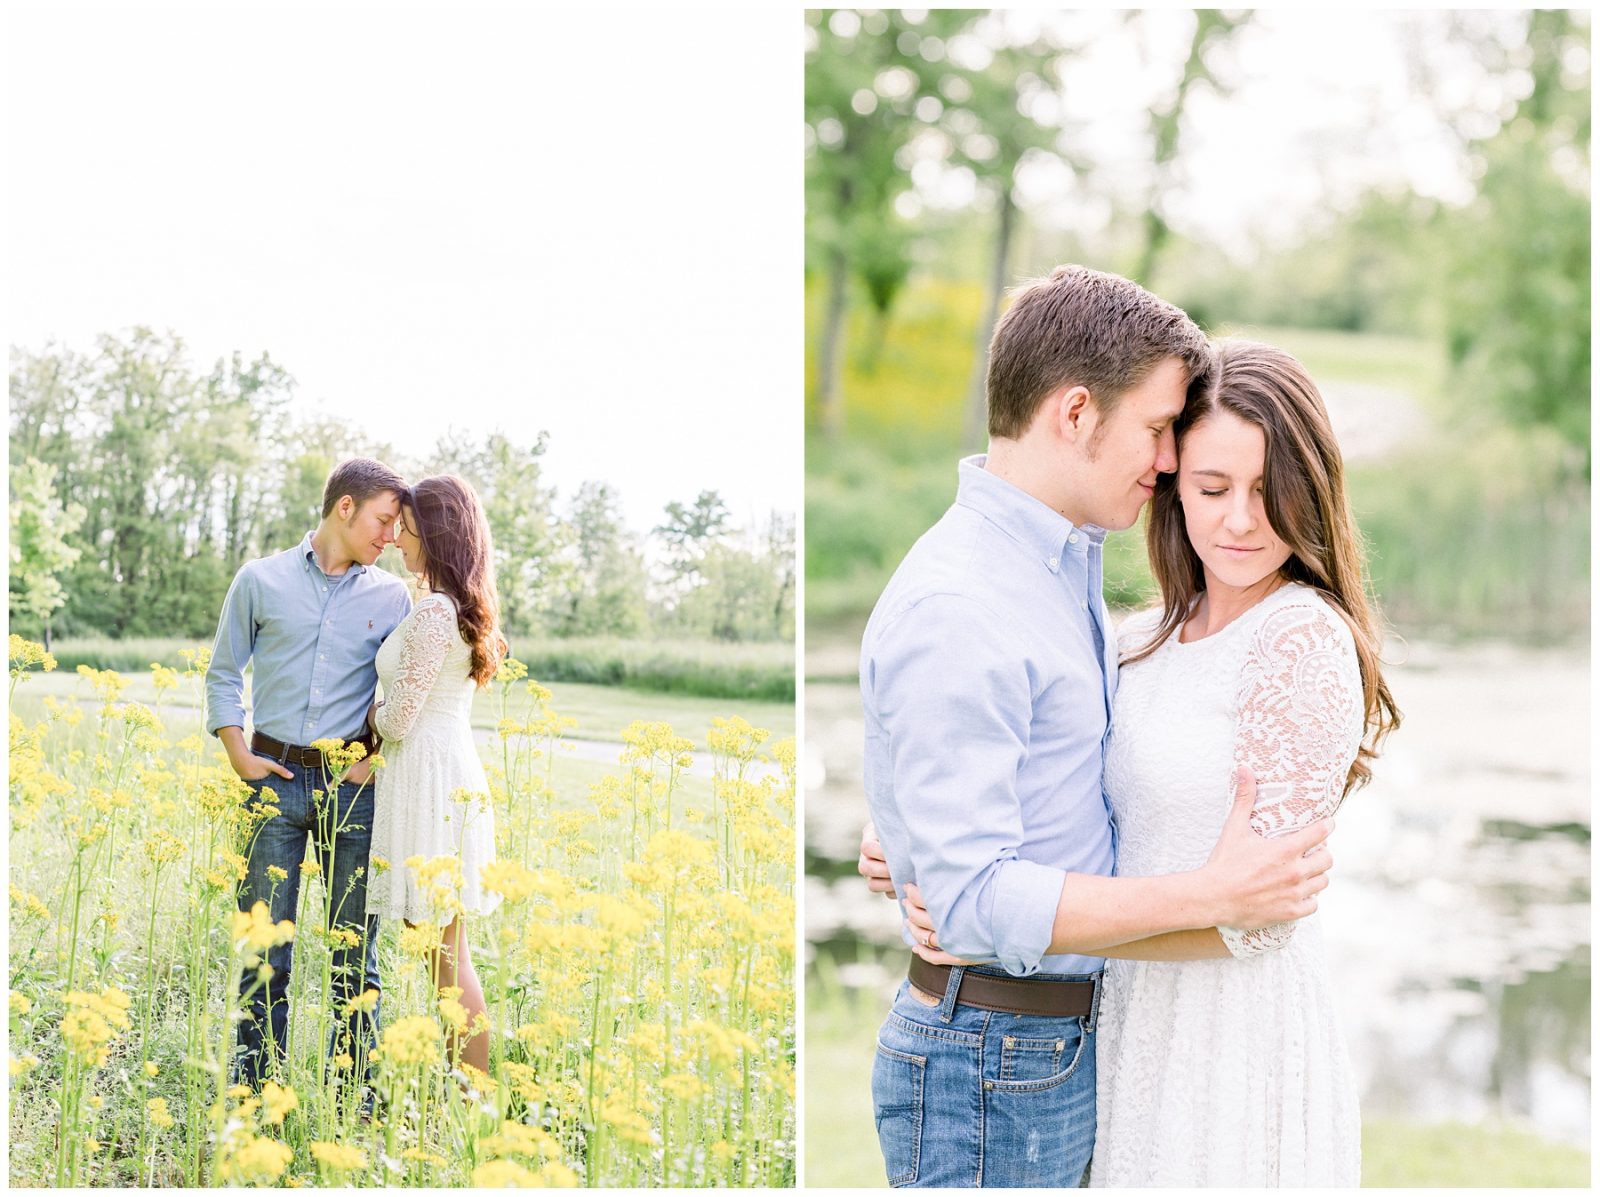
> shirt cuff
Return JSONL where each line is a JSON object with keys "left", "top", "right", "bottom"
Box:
{"left": 989, "top": 860, "right": 1068, "bottom": 977}
{"left": 206, "top": 701, "right": 246, "bottom": 738}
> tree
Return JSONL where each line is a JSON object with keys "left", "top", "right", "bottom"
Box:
{"left": 764, "top": 510, "right": 796, "bottom": 639}
{"left": 1134, "top": 10, "right": 1251, "bottom": 286}
{"left": 943, "top": 16, "right": 1077, "bottom": 450}
{"left": 1439, "top": 9, "right": 1590, "bottom": 461}
{"left": 426, "top": 431, "right": 560, "bottom": 636}
{"left": 806, "top": 9, "right": 940, "bottom": 438}
{"left": 547, "top": 481, "right": 647, "bottom": 637}
{"left": 654, "top": 489, "right": 731, "bottom": 590}
{"left": 9, "top": 457, "right": 85, "bottom": 648}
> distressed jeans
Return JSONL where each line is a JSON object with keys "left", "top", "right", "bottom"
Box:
{"left": 232, "top": 761, "right": 382, "bottom": 1094}
{"left": 871, "top": 966, "right": 1100, "bottom": 1188}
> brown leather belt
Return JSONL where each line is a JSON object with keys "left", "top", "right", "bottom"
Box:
{"left": 910, "top": 954, "right": 1095, "bottom": 1018}
{"left": 252, "top": 731, "right": 376, "bottom": 769}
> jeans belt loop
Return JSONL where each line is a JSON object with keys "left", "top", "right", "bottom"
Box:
{"left": 936, "top": 965, "right": 966, "bottom": 1024}
{"left": 1085, "top": 972, "right": 1103, "bottom": 1033}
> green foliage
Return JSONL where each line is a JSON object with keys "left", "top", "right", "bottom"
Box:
{"left": 9, "top": 334, "right": 794, "bottom": 646}
{"left": 8, "top": 456, "right": 85, "bottom": 643}
{"left": 543, "top": 481, "right": 648, "bottom": 638}
{"left": 1348, "top": 426, "right": 1589, "bottom": 641}
{"left": 506, "top": 637, "right": 793, "bottom": 702}
{"left": 1441, "top": 133, "right": 1589, "bottom": 457}
{"left": 1156, "top": 191, "right": 1447, "bottom": 337}
{"left": 43, "top": 637, "right": 211, "bottom": 674}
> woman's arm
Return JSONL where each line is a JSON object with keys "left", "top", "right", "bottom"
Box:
{"left": 1216, "top": 600, "right": 1363, "bottom": 957}
{"left": 372, "top": 599, "right": 455, "bottom": 743}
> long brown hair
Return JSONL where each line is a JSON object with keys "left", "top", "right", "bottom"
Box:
{"left": 1125, "top": 340, "right": 1400, "bottom": 795}
{"left": 405, "top": 475, "right": 507, "bottom": 687}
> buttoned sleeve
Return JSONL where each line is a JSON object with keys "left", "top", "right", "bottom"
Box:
{"left": 868, "top": 593, "right": 1068, "bottom": 976}
{"left": 205, "top": 564, "right": 257, "bottom": 735}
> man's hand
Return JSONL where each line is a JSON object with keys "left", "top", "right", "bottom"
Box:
{"left": 1201, "top": 767, "right": 1333, "bottom": 929}
{"left": 902, "top": 883, "right": 979, "bottom": 966}
{"left": 344, "top": 758, "right": 375, "bottom": 787}
{"left": 858, "top": 821, "right": 896, "bottom": 898}
{"left": 231, "top": 752, "right": 294, "bottom": 782}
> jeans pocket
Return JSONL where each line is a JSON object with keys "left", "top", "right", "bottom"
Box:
{"left": 872, "top": 1039, "right": 926, "bottom": 1187}
{"left": 987, "top": 1019, "right": 1087, "bottom": 1093}
{"left": 999, "top": 1030, "right": 1070, "bottom": 1084}
{"left": 982, "top": 1021, "right": 1095, "bottom": 1187}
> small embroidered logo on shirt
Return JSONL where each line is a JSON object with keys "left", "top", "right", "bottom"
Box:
{"left": 368, "top": 620, "right": 374, "bottom": 629}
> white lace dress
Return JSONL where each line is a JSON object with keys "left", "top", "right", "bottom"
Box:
{"left": 366, "top": 592, "right": 501, "bottom": 923}
{"left": 1091, "top": 583, "right": 1364, "bottom": 1187}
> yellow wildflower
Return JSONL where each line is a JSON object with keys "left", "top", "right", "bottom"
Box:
{"left": 261, "top": 1080, "right": 299, "bottom": 1124}
{"left": 231, "top": 902, "right": 295, "bottom": 956}
{"left": 147, "top": 1097, "right": 176, "bottom": 1129}
{"left": 309, "top": 1140, "right": 367, "bottom": 1173}
{"left": 218, "top": 1133, "right": 293, "bottom": 1186}
{"left": 378, "top": 1015, "right": 441, "bottom": 1067}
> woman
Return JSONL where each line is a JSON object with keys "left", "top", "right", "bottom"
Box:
{"left": 366, "top": 474, "right": 506, "bottom": 1077}
{"left": 896, "top": 341, "right": 1400, "bottom": 1185}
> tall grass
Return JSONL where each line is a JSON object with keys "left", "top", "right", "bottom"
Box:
{"left": 44, "top": 637, "right": 794, "bottom": 703}
{"left": 8, "top": 642, "right": 795, "bottom": 1187}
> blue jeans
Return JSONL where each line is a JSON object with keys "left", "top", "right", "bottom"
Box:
{"left": 232, "top": 764, "right": 382, "bottom": 1092}
{"left": 871, "top": 966, "right": 1100, "bottom": 1188}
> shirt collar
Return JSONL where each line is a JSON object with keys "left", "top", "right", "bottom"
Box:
{"left": 956, "top": 455, "right": 1105, "bottom": 573}
{"left": 300, "top": 531, "right": 366, "bottom": 577}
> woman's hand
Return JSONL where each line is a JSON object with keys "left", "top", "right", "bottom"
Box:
{"left": 858, "top": 821, "right": 896, "bottom": 898}
{"left": 903, "top": 883, "right": 978, "bottom": 967}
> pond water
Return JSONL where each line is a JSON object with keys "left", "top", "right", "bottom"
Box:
{"left": 804, "top": 628, "right": 1591, "bottom": 1146}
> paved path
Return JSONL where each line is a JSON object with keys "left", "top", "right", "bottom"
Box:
{"left": 471, "top": 726, "right": 783, "bottom": 782}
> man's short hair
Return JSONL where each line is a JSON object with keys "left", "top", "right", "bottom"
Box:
{"left": 986, "top": 264, "right": 1213, "bottom": 439}
{"left": 321, "top": 458, "right": 408, "bottom": 518}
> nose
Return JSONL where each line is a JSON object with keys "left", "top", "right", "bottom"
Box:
{"left": 1223, "top": 493, "right": 1256, "bottom": 536}
{"left": 1155, "top": 428, "right": 1178, "bottom": 474}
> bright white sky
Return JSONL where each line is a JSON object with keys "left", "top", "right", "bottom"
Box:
{"left": 7, "top": 3, "right": 799, "bottom": 534}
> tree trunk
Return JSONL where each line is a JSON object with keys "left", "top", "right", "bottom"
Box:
{"left": 816, "top": 244, "right": 849, "bottom": 441}
{"left": 962, "top": 185, "right": 1017, "bottom": 453}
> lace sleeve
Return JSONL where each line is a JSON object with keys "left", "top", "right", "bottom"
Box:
{"left": 373, "top": 598, "right": 456, "bottom": 743}
{"left": 1219, "top": 600, "right": 1363, "bottom": 958}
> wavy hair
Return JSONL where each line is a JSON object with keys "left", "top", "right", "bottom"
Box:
{"left": 1124, "top": 340, "right": 1401, "bottom": 795}
{"left": 404, "top": 475, "right": 507, "bottom": 687}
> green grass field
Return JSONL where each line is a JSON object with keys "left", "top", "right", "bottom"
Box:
{"left": 38, "top": 635, "right": 795, "bottom": 703}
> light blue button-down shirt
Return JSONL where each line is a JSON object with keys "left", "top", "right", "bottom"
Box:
{"left": 206, "top": 532, "right": 413, "bottom": 745}
{"left": 861, "top": 455, "right": 1119, "bottom": 977}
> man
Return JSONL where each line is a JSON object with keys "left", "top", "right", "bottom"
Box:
{"left": 206, "top": 458, "right": 413, "bottom": 1095}
{"left": 858, "top": 266, "right": 1334, "bottom": 1187}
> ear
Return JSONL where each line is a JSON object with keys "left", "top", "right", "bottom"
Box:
{"left": 1051, "top": 384, "right": 1095, "bottom": 445}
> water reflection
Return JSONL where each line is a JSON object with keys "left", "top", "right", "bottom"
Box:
{"left": 804, "top": 633, "right": 1591, "bottom": 1147}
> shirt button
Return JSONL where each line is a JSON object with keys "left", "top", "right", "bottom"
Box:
{"left": 1069, "top": 533, "right": 1079, "bottom": 544}
{"left": 1047, "top": 557, "right": 1059, "bottom": 570}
